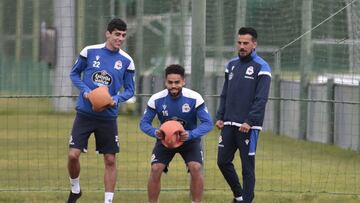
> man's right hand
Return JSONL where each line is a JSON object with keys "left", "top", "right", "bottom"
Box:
{"left": 215, "top": 120, "right": 224, "bottom": 129}
{"left": 83, "top": 92, "right": 89, "bottom": 100}
{"left": 155, "top": 129, "right": 165, "bottom": 140}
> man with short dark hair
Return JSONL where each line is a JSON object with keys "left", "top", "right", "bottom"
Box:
{"left": 66, "top": 18, "right": 135, "bottom": 203}
{"left": 140, "top": 64, "right": 213, "bottom": 203}
{"left": 216, "top": 27, "right": 271, "bottom": 203}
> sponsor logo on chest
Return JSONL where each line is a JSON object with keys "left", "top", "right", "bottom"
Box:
{"left": 92, "top": 70, "right": 113, "bottom": 86}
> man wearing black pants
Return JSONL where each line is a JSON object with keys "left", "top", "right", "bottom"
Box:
{"left": 216, "top": 27, "right": 271, "bottom": 203}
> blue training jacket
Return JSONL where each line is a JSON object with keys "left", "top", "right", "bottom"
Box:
{"left": 70, "top": 43, "right": 135, "bottom": 119}
{"left": 140, "top": 88, "right": 213, "bottom": 140}
{"left": 216, "top": 50, "right": 271, "bottom": 129}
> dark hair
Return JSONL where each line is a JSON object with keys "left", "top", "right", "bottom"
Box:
{"left": 107, "top": 18, "right": 127, "bottom": 32}
{"left": 165, "top": 64, "right": 185, "bottom": 78}
{"left": 238, "top": 27, "right": 257, "bottom": 40}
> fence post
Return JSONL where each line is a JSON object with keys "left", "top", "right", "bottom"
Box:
{"left": 326, "top": 78, "right": 335, "bottom": 144}
{"left": 273, "top": 51, "right": 281, "bottom": 135}
{"left": 76, "top": 0, "right": 85, "bottom": 53}
{"left": 359, "top": 83, "right": 360, "bottom": 151}
{"left": 0, "top": 0, "right": 3, "bottom": 57}
{"left": 53, "top": 0, "right": 75, "bottom": 112}
{"left": 273, "top": 74, "right": 281, "bottom": 135}
{"left": 191, "top": 0, "right": 206, "bottom": 94}
{"left": 15, "top": 0, "right": 24, "bottom": 63}
{"left": 190, "top": 0, "right": 206, "bottom": 199}
{"left": 32, "top": 0, "right": 40, "bottom": 63}
{"left": 135, "top": 0, "right": 144, "bottom": 115}
{"left": 299, "top": 0, "right": 313, "bottom": 140}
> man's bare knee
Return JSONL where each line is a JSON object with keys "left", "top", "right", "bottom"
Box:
{"left": 68, "top": 149, "right": 81, "bottom": 162}
{"left": 188, "top": 162, "right": 202, "bottom": 176}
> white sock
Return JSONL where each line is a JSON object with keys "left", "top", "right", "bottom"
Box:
{"left": 235, "top": 196, "right": 243, "bottom": 201}
{"left": 69, "top": 177, "right": 80, "bottom": 194}
{"left": 104, "top": 192, "right": 114, "bottom": 203}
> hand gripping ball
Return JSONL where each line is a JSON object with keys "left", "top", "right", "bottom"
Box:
{"left": 87, "top": 86, "right": 113, "bottom": 112}
{"left": 160, "top": 120, "right": 185, "bottom": 149}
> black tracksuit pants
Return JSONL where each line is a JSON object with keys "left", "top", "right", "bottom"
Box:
{"left": 217, "top": 125, "right": 256, "bottom": 203}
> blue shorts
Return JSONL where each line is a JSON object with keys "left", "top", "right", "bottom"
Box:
{"left": 69, "top": 113, "right": 119, "bottom": 154}
{"left": 150, "top": 138, "right": 203, "bottom": 172}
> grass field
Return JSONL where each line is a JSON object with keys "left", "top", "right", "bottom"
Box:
{"left": 1, "top": 98, "right": 360, "bottom": 202}
{"left": 1, "top": 190, "right": 360, "bottom": 203}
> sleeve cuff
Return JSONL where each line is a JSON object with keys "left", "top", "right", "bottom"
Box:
{"left": 187, "top": 131, "right": 193, "bottom": 140}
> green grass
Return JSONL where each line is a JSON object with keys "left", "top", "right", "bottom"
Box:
{"left": 1, "top": 98, "right": 360, "bottom": 202}
{"left": 0, "top": 191, "right": 359, "bottom": 203}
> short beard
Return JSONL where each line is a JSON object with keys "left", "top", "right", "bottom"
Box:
{"left": 238, "top": 51, "right": 251, "bottom": 59}
{"left": 169, "top": 88, "right": 182, "bottom": 98}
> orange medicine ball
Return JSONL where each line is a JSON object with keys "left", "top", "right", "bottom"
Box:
{"left": 87, "top": 86, "right": 113, "bottom": 112}
{"left": 159, "top": 120, "right": 185, "bottom": 149}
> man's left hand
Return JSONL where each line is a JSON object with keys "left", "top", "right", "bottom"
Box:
{"left": 179, "top": 131, "right": 189, "bottom": 141}
{"left": 239, "top": 123, "right": 251, "bottom": 133}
